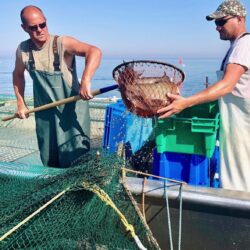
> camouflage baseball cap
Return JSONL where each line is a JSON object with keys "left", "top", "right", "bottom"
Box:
{"left": 206, "top": 0, "right": 247, "bottom": 21}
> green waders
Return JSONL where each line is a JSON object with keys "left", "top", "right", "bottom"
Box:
{"left": 28, "top": 37, "right": 90, "bottom": 168}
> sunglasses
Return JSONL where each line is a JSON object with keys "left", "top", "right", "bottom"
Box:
{"left": 215, "top": 16, "right": 236, "bottom": 27}
{"left": 28, "top": 22, "right": 47, "bottom": 32}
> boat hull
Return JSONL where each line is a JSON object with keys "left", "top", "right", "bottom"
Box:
{"left": 126, "top": 177, "right": 250, "bottom": 250}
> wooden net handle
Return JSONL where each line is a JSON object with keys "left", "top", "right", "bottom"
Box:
{"left": 2, "top": 85, "right": 118, "bottom": 122}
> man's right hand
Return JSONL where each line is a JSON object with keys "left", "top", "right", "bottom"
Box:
{"left": 79, "top": 79, "right": 93, "bottom": 100}
{"left": 157, "top": 93, "right": 187, "bottom": 119}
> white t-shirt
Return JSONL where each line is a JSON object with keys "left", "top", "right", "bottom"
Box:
{"left": 224, "top": 33, "right": 250, "bottom": 98}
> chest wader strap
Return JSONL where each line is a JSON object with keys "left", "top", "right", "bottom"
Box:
{"left": 28, "top": 40, "right": 35, "bottom": 70}
{"left": 53, "top": 36, "right": 60, "bottom": 71}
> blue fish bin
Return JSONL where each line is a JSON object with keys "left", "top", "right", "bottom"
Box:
{"left": 102, "top": 100, "right": 153, "bottom": 158}
{"left": 153, "top": 146, "right": 220, "bottom": 187}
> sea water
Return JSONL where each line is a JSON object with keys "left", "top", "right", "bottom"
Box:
{"left": 0, "top": 57, "right": 220, "bottom": 98}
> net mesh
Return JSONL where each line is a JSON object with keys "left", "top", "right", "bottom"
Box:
{"left": 113, "top": 60, "right": 185, "bottom": 117}
{"left": 0, "top": 98, "right": 160, "bottom": 250}
{"left": 0, "top": 152, "right": 159, "bottom": 250}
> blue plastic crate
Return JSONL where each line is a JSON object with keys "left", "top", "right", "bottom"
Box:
{"left": 153, "top": 147, "right": 220, "bottom": 187}
{"left": 153, "top": 150, "right": 210, "bottom": 186}
{"left": 102, "top": 100, "right": 153, "bottom": 156}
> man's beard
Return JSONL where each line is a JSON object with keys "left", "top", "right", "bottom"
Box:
{"left": 219, "top": 31, "right": 231, "bottom": 41}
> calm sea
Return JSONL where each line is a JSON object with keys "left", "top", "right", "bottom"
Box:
{"left": 0, "top": 57, "right": 221, "bottom": 98}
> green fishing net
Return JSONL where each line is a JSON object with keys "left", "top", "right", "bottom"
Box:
{"left": 0, "top": 98, "right": 160, "bottom": 249}
{"left": 0, "top": 150, "right": 160, "bottom": 250}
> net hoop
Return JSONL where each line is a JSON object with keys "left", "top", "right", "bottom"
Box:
{"left": 113, "top": 60, "right": 185, "bottom": 83}
{"left": 112, "top": 60, "right": 185, "bottom": 117}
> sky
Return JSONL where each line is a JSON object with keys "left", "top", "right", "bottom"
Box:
{"left": 0, "top": 0, "right": 250, "bottom": 59}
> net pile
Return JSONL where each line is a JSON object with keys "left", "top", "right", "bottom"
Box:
{"left": 113, "top": 60, "right": 185, "bottom": 117}
{"left": 0, "top": 100, "right": 160, "bottom": 250}
{"left": 0, "top": 151, "right": 160, "bottom": 249}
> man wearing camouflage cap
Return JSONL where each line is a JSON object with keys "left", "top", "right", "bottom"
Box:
{"left": 206, "top": 0, "right": 247, "bottom": 20}
{"left": 158, "top": 0, "right": 250, "bottom": 192}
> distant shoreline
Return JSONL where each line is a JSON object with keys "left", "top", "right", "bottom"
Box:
{"left": 0, "top": 54, "right": 223, "bottom": 60}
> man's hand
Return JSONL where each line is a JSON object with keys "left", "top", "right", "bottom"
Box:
{"left": 79, "top": 79, "right": 93, "bottom": 100}
{"left": 157, "top": 93, "right": 187, "bottom": 118}
{"left": 16, "top": 105, "right": 29, "bottom": 119}
{"left": 63, "top": 36, "right": 102, "bottom": 101}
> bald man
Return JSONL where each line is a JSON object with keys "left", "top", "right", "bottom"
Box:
{"left": 13, "top": 5, "right": 102, "bottom": 167}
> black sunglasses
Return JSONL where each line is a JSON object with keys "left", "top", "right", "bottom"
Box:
{"left": 215, "top": 16, "right": 236, "bottom": 27}
{"left": 28, "top": 22, "right": 47, "bottom": 32}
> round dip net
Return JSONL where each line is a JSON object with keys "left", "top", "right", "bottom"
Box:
{"left": 113, "top": 60, "right": 185, "bottom": 117}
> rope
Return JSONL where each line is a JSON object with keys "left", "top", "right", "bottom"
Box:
{"left": 0, "top": 187, "right": 70, "bottom": 242}
{"left": 121, "top": 168, "right": 186, "bottom": 185}
{"left": 178, "top": 184, "right": 183, "bottom": 250}
{"left": 164, "top": 182, "right": 183, "bottom": 250}
{"left": 122, "top": 179, "right": 161, "bottom": 250}
{"left": 164, "top": 181, "right": 174, "bottom": 250}
{"left": 122, "top": 167, "right": 184, "bottom": 250}
{"left": 81, "top": 181, "right": 147, "bottom": 250}
{"left": 142, "top": 177, "right": 147, "bottom": 220}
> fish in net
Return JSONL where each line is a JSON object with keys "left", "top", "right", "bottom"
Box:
{"left": 113, "top": 60, "right": 185, "bottom": 117}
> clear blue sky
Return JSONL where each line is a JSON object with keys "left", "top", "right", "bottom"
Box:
{"left": 0, "top": 0, "right": 249, "bottom": 59}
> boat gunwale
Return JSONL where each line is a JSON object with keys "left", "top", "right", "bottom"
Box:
{"left": 125, "top": 177, "right": 250, "bottom": 213}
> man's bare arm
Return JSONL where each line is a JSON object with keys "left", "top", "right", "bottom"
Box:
{"left": 157, "top": 63, "right": 247, "bottom": 118}
{"left": 13, "top": 48, "right": 29, "bottom": 118}
{"left": 63, "top": 36, "right": 102, "bottom": 99}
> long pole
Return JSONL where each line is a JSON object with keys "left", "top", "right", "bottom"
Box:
{"left": 2, "top": 84, "right": 118, "bottom": 122}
